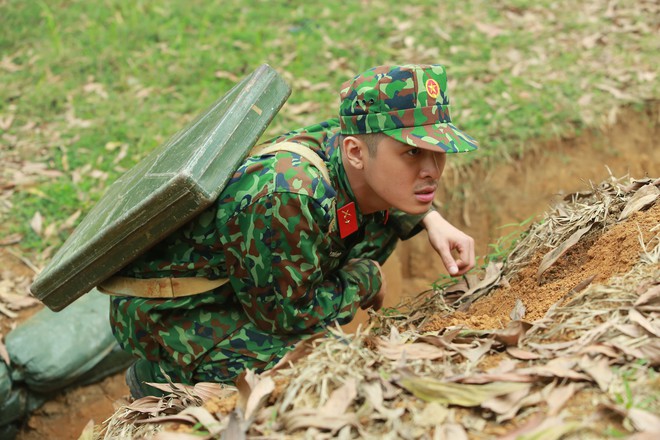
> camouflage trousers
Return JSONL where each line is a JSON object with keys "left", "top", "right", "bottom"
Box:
{"left": 110, "top": 291, "right": 305, "bottom": 385}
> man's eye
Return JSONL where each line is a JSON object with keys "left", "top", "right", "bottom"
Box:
{"left": 406, "top": 148, "right": 421, "bottom": 156}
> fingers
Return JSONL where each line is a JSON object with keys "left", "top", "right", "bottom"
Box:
{"left": 453, "top": 238, "right": 475, "bottom": 276}
{"left": 438, "top": 246, "right": 460, "bottom": 276}
{"left": 439, "top": 239, "right": 475, "bottom": 277}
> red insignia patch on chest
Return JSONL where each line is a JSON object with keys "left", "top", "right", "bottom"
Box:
{"left": 337, "top": 202, "right": 358, "bottom": 239}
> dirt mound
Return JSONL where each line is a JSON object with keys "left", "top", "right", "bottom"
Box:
{"left": 424, "top": 190, "right": 660, "bottom": 331}
{"left": 94, "top": 176, "right": 659, "bottom": 439}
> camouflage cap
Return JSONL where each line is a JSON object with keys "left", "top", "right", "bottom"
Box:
{"left": 338, "top": 64, "right": 478, "bottom": 153}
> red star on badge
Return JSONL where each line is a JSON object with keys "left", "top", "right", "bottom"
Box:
{"left": 426, "top": 79, "right": 440, "bottom": 99}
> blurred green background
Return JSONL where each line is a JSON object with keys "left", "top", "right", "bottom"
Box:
{"left": 1, "top": 0, "right": 657, "bottom": 256}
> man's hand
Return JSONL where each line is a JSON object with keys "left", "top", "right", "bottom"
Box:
{"left": 360, "top": 260, "right": 386, "bottom": 310}
{"left": 422, "top": 210, "right": 475, "bottom": 276}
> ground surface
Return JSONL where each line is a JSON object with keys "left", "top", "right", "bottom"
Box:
{"left": 1, "top": 107, "right": 657, "bottom": 439}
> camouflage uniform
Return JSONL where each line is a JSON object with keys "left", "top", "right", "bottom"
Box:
{"left": 110, "top": 64, "right": 478, "bottom": 387}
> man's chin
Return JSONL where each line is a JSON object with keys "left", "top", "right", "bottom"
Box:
{"left": 395, "top": 202, "right": 433, "bottom": 216}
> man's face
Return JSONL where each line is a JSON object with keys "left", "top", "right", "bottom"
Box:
{"left": 361, "top": 135, "right": 446, "bottom": 215}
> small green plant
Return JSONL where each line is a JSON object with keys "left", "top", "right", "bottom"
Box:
{"left": 485, "top": 216, "right": 535, "bottom": 265}
{"left": 602, "top": 426, "right": 628, "bottom": 438}
{"left": 610, "top": 359, "right": 658, "bottom": 434}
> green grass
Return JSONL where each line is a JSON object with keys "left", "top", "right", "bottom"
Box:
{"left": 1, "top": 0, "right": 658, "bottom": 256}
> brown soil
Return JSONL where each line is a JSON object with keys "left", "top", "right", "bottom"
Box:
{"left": 422, "top": 203, "right": 660, "bottom": 332}
{"left": 4, "top": 104, "right": 659, "bottom": 439}
{"left": 18, "top": 375, "right": 129, "bottom": 440}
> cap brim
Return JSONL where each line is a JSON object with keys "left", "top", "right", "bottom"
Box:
{"left": 384, "top": 122, "right": 478, "bottom": 153}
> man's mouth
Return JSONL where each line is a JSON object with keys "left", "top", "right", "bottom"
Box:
{"left": 414, "top": 185, "right": 437, "bottom": 203}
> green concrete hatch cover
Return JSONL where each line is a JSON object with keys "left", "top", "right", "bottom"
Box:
{"left": 30, "top": 64, "right": 291, "bottom": 311}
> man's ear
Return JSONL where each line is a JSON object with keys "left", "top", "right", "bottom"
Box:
{"left": 342, "top": 135, "right": 366, "bottom": 170}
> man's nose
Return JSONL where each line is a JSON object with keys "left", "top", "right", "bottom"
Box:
{"left": 421, "top": 152, "right": 441, "bottom": 179}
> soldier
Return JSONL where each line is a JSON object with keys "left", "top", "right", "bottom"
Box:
{"left": 106, "top": 64, "right": 478, "bottom": 397}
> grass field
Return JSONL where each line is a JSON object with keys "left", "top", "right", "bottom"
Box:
{"left": 1, "top": 0, "right": 658, "bottom": 254}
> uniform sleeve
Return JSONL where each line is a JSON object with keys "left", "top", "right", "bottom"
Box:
{"left": 220, "top": 192, "right": 382, "bottom": 335}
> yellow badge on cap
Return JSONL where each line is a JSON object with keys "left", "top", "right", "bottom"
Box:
{"left": 425, "top": 79, "right": 440, "bottom": 98}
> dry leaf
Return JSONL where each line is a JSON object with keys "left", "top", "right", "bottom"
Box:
{"left": 498, "top": 414, "right": 545, "bottom": 440}
{"left": 509, "top": 299, "right": 526, "bottom": 321}
{"left": 134, "top": 412, "right": 198, "bottom": 426}
{"left": 454, "top": 339, "right": 494, "bottom": 364}
{"left": 362, "top": 381, "right": 404, "bottom": 420}
{"left": 0, "top": 303, "right": 18, "bottom": 319}
{"left": 494, "top": 320, "right": 532, "bottom": 346}
{"left": 498, "top": 389, "right": 544, "bottom": 423}
{"left": 481, "top": 386, "right": 531, "bottom": 417}
{"left": 76, "top": 420, "right": 95, "bottom": 440}
{"left": 244, "top": 375, "right": 274, "bottom": 420}
{"left": 30, "top": 211, "right": 43, "bottom": 236}
{"left": 191, "top": 382, "right": 224, "bottom": 402}
{"left": 512, "top": 416, "right": 580, "bottom": 440}
{"left": 596, "top": 83, "right": 638, "bottom": 101}
{"left": 613, "top": 338, "right": 660, "bottom": 364}
{"left": 221, "top": 410, "right": 246, "bottom": 440}
{"left": 267, "top": 332, "right": 324, "bottom": 375}
{"left": 506, "top": 347, "right": 541, "bottom": 360}
{"left": 399, "top": 376, "right": 529, "bottom": 407}
{"left": 628, "top": 308, "right": 660, "bottom": 337}
{"left": 436, "top": 423, "right": 469, "bottom": 440}
{"left": 603, "top": 404, "right": 660, "bottom": 432}
{"left": 517, "top": 357, "right": 590, "bottom": 381}
{"left": 125, "top": 395, "right": 172, "bottom": 414}
{"left": 619, "top": 184, "right": 660, "bottom": 220}
{"left": 377, "top": 340, "right": 446, "bottom": 361}
{"left": 214, "top": 70, "right": 239, "bottom": 81}
{"left": 83, "top": 80, "right": 108, "bottom": 99}
{"left": 61, "top": 210, "right": 82, "bottom": 230}
{"left": 578, "top": 343, "right": 621, "bottom": 359}
{"left": 455, "top": 372, "right": 535, "bottom": 385}
{"left": 454, "top": 261, "right": 503, "bottom": 309}
{"left": 537, "top": 224, "right": 593, "bottom": 283}
{"left": 567, "top": 275, "right": 596, "bottom": 296}
{"left": 578, "top": 355, "right": 613, "bottom": 391}
{"left": 0, "top": 292, "right": 40, "bottom": 310}
{"left": 281, "top": 410, "right": 357, "bottom": 434}
{"left": 0, "top": 233, "right": 22, "bottom": 246}
{"left": 285, "top": 101, "right": 319, "bottom": 116}
{"left": 322, "top": 379, "right": 357, "bottom": 416}
{"left": 475, "top": 22, "right": 505, "bottom": 38}
{"left": 635, "top": 284, "right": 660, "bottom": 308}
{"left": 181, "top": 406, "right": 224, "bottom": 435}
{"left": 44, "top": 222, "right": 57, "bottom": 238}
{"left": 488, "top": 358, "right": 518, "bottom": 374}
{"left": 0, "top": 114, "right": 15, "bottom": 130}
{"left": 545, "top": 382, "right": 582, "bottom": 416}
{"left": 412, "top": 402, "right": 448, "bottom": 427}
{"left": 621, "top": 178, "right": 654, "bottom": 193}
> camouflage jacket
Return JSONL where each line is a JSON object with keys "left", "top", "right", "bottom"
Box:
{"left": 110, "top": 118, "right": 426, "bottom": 382}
